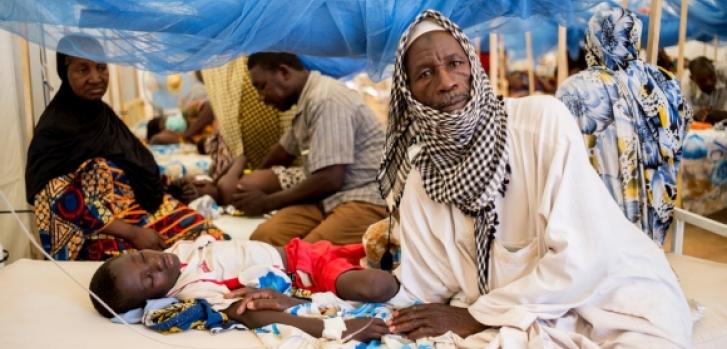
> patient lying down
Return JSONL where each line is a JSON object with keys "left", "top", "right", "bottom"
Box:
{"left": 89, "top": 234, "right": 398, "bottom": 341}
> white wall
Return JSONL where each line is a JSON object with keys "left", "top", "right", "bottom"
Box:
{"left": 0, "top": 31, "right": 33, "bottom": 263}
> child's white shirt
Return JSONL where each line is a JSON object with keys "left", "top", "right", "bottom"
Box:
{"left": 165, "top": 235, "right": 287, "bottom": 311}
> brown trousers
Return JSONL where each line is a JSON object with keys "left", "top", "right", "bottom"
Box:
{"left": 250, "top": 201, "right": 387, "bottom": 246}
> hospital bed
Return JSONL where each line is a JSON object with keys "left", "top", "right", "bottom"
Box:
{"left": 130, "top": 118, "right": 213, "bottom": 181}
{"left": 0, "top": 213, "right": 726, "bottom": 348}
{"left": 0, "top": 215, "right": 265, "bottom": 349}
{"left": 149, "top": 143, "right": 212, "bottom": 181}
{"left": 667, "top": 208, "right": 727, "bottom": 348}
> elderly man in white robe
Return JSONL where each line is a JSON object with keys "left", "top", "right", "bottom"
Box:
{"left": 376, "top": 10, "right": 692, "bottom": 348}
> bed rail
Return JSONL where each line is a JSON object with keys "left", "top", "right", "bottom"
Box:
{"left": 670, "top": 207, "right": 727, "bottom": 254}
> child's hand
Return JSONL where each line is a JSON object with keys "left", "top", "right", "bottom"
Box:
{"left": 224, "top": 287, "right": 305, "bottom": 315}
{"left": 342, "top": 318, "right": 389, "bottom": 342}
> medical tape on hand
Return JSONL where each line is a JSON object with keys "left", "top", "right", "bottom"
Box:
{"left": 322, "top": 317, "right": 347, "bottom": 340}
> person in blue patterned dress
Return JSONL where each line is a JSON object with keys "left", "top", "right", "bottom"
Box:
{"left": 556, "top": 7, "right": 692, "bottom": 245}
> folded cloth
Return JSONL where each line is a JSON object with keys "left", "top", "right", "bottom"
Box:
{"left": 111, "top": 297, "right": 178, "bottom": 324}
{"left": 144, "top": 298, "right": 246, "bottom": 334}
{"left": 188, "top": 194, "right": 222, "bottom": 220}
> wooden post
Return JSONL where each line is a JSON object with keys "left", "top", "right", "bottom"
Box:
{"left": 107, "top": 65, "right": 121, "bottom": 113}
{"left": 646, "top": 0, "right": 663, "bottom": 65}
{"left": 525, "top": 31, "right": 535, "bottom": 95}
{"left": 557, "top": 26, "right": 568, "bottom": 86}
{"left": 489, "top": 33, "right": 498, "bottom": 95}
{"left": 133, "top": 67, "right": 141, "bottom": 100}
{"left": 714, "top": 34, "right": 719, "bottom": 63}
{"left": 499, "top": 34, "right": 508, "bottom": 97}
{"left": 676, "top": 0, "right": 688, "bottom": 81}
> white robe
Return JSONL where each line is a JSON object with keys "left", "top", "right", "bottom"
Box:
{"left": 389, "top": 95, "right": 692, "bottom": 348}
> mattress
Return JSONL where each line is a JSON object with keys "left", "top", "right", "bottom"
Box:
{"left": 0, "top": 215, "right": 267, "bottom": 349}
{"left": 1, "top": 250, "right": 723, "bottom": 348}
{"left": 212, "top": 215, "right": 266, "bottom": 240}
{"left": 667, "top": 254, "right": 727, "bottom": 348}
{"left": 0, "top": 259, "right": 266, "bottom": 349}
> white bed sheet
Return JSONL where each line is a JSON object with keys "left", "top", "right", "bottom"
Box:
{"left": 0, "top": 215, "right": 267, "bottom": 349}
{"left": 212, "top": 215, "right": 266, "bottom": 240}
{"left": 0, "top": 216, "right": 265, "bottom": 349}
{"left": 0, "top": 259, "right": 266, "bottom": 349}
{"left": 667, "top": 254, "right": 727, "bottom": 349}
{"left": 1, "top": 242, "right": 724, "bottom": 349}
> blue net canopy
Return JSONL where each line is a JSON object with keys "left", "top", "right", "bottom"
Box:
{"left": 2, "top": 1, "right": 724, "bottom": 79}
{"left": 1, "top": 0, "right": 606, "bottom": 79}
{"left": 492, "top": 0, "right": 727, "bottom": 63}
{"left": 665, "top": 0, "right": 727, "bottom": 41}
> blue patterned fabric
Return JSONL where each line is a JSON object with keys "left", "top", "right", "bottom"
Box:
{"left": 147, "top": 143, "right": 211, "bottom": 181}
{"left": 144, "top": 298, "right": 245, "bottom": 334}
{"left": 556, "top": 7, "right": 692, "bottom": 245}
{"left": 258, "top": 271, "right": 293, "bottom": 295}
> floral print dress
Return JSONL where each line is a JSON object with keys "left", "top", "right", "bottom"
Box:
{"left": 556, "top": 7, "right": 691, "bottom": 245}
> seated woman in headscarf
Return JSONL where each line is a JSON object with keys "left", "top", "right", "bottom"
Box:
{"left": 25, "top": 35, "right": 226, "bottom": 261}
{"left": 556, "top": 7, "right": 691, "bottom": 246}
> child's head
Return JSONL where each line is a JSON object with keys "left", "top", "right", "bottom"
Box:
{"left": 89, "top": 250, "right": 182, "bottom": 317}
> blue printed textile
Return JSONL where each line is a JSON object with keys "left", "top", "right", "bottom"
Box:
{"left": 556, "top": 7, "right": 692, "bottom": 245}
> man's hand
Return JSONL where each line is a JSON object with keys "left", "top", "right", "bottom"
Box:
{"left": 231, "top": 184, "right": 273, "bottom": 216}
{"left": 343, "top": 318, "right": 389, "bottom": 342}
{"left": 192, "top": 178, "right": 219, "bottom": 199}
{"left": 224, "top": 287, "right": 305, "bottom": 315}
{"left": 388, "top": 303, "right": 486, "bottom": 340}
{"left": 129, "top": 226, "right": 168, "bottom": 250}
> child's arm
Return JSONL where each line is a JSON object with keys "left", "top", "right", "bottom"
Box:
{"left": 182, "top": 101, "right": 214, "bottom": 141}
{"left": 223, "top": 302, "right": 389, "bottom": 342}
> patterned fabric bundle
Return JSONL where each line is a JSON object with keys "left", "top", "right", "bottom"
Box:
{"left": 144, "top": 299, "right": 244, "bottom": 334}
{"left": 556, "top": 7, "right": 691, "bottom": 245}
{"left": 378, "top": 10, "right": 509, "bottom": 293}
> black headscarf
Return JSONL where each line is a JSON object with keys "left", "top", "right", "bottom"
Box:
{"left": 25, "top": 35, "right": 163, "bottom": 212}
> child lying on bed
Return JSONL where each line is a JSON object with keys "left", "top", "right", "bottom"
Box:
{"left": 89, "top": 234, "right": 397, "bottom": 341}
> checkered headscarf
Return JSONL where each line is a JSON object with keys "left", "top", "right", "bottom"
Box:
{"left": 378, "top": 10, "right": 510, "bottom": 293}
